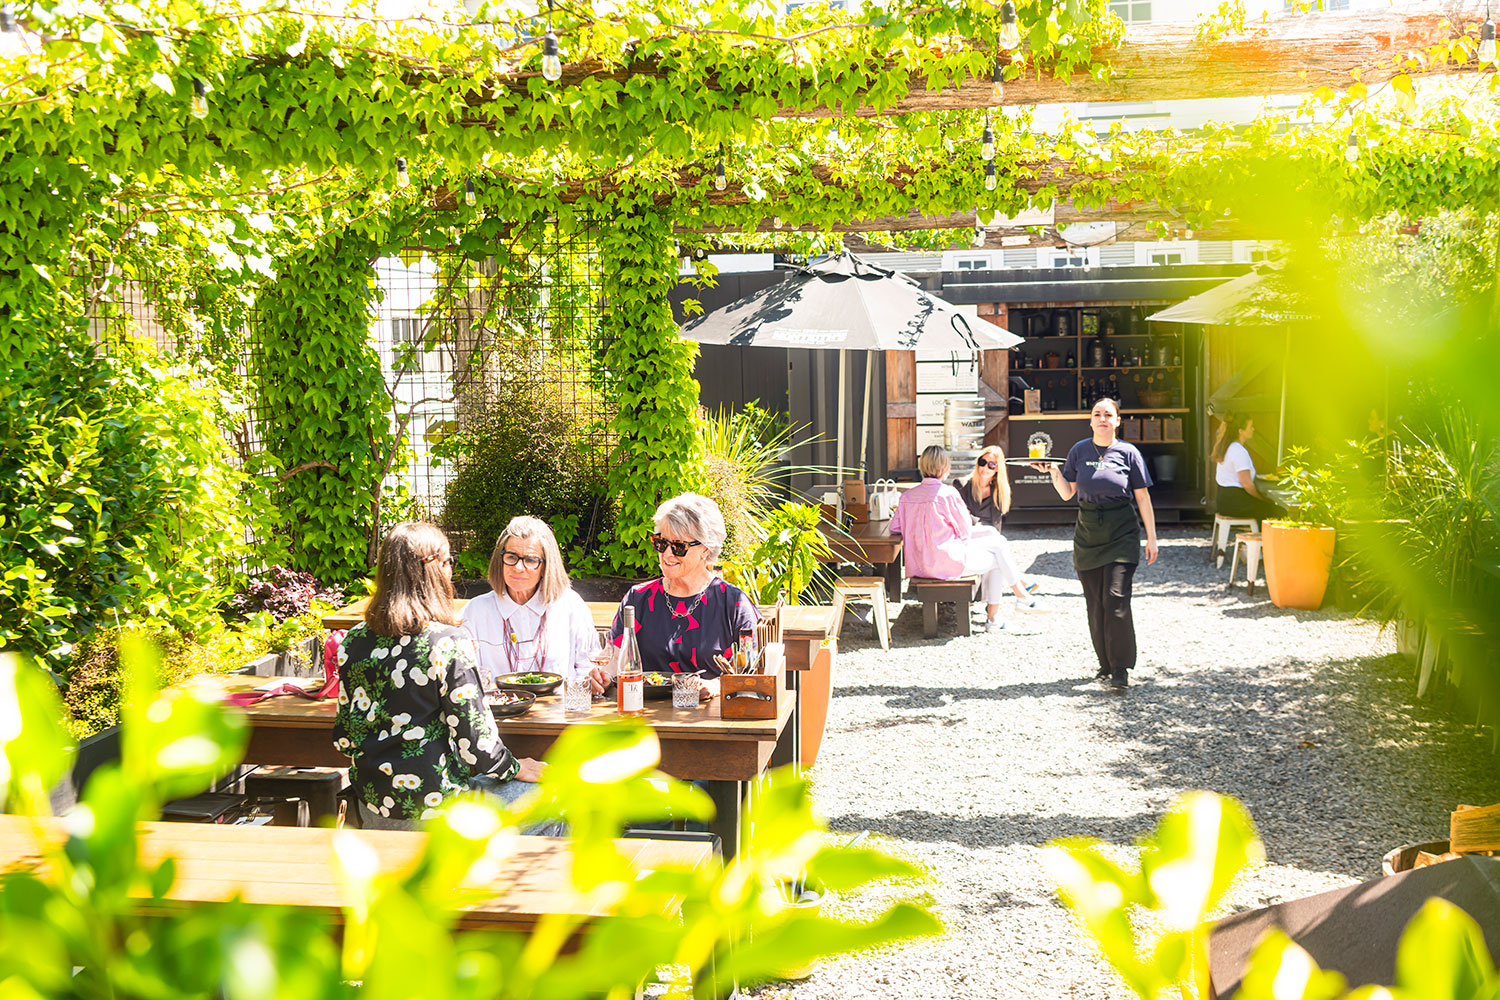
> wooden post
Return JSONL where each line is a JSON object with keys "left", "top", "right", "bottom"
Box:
{"left": 886, "top": 350, "right": 916, "bottom": 470}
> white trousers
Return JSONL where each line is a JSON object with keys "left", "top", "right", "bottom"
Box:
{"left": 962, "top": 527, "right": 1023, "bottom": 604}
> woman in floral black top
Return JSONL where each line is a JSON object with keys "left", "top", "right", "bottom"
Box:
{"left": 334, "top": 522, "right": 546, "bottom": 829}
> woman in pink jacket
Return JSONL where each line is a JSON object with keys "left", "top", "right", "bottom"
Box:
{"left": 889, "top": 445, "right": 1041, "bottom": 632}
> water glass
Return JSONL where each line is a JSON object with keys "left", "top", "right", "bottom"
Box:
{"left": 563, "top": 676, "right": 593, "bottom": 716}
{"left": 671, "top": 673, "right": 700, "bottom": 710}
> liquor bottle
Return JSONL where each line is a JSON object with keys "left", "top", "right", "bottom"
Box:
{"left": 1107, "top": 344, "right": 1118, "bottom": 367}
{"left": 615, "top": 606, "right": 644, "bottom": 716}
{"left": 1065, "top": 350, "right": 1076, "bottom": 368}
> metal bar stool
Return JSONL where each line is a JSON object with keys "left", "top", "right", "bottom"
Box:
{"left": 830, "top": 576, "right": 890, "bottom": 650}
{"left": 1229, "top": 531, "right": 1264, "bottom": 596}
{"left": 1211, "top": 514, "right": 1259, "bottom": 568}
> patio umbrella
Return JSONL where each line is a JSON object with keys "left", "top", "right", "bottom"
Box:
{"left": 1146, "top": 267, "right": 1308, "bottom": 464}
{"left": 680, "top": 251, "right": 1021, "bottom": 477}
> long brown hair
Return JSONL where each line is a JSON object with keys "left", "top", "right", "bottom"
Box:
{"left": 365, "top": 522, "right": 459, "bottom": 638}
{"left": 1211, "top": 413, "right": 1252, "bottom": 464}
{"left": 969, "top": 445, "right": 1011, "bottom": 515}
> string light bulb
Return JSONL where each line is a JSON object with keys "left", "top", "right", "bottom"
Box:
{"left": 541, "top": 30, "right": 562, "bottom": 81}
{"left": 772, "top": 216, "right": 783, "bottom": 230}
{"left": 464, "top": 178, "right": 476, "bottom": 206}
{"left": 991, "top": 61, "right": 1004, "bottom": 104}
{"left": 985, "top": 161, "right": 997, "bottom": 191}
{"left": 1344, "top": 131, "right": 1358, "bottom": 163}
{"left": 190, "top": 78, "right": 208, "bottom": 120}
{"left": 981, "top": 123, "right": 995, "bottom": 161}
{"left": 715, "top": 144, "right": 727, "bottom": 191}
{"left": 395, "top": 156, "right": 410, "bottom": 188}
{"left": 1481, "top": 6, "right": 1496, "bottom": 63}
{"left": 973, "top": 220, "right": 987, "bottom": 247}
{"left": 998, "top": 1, "right": 1021, "bottom": 51}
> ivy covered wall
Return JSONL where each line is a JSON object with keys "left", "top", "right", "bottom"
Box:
{"left": 253, "top": 240, "right": 393, "bottom": 588}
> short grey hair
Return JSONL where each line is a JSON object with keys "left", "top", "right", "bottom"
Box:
{"left": 918, "top": 444, "right": 951, "bottom": 479}
{"left": 654, "top": 493, "right": 728, "bottom": 562}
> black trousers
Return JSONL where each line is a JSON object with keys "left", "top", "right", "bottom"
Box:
{"left": 1078, "top": 562, "right": 1137, "bottom": 677}
{"left": 1215, "top": 485, "right": 1283, "bottom": 521}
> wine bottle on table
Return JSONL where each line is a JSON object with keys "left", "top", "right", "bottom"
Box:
{"left": 615, "top": 606, "right": 644, "bottom": 716}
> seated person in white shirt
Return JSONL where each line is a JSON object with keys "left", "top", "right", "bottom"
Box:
{"left": 460, "top": 515, "right": 607, "bottom": 692}
{"left": 1212, "top": 414, "right": 1284, "bottom": 521}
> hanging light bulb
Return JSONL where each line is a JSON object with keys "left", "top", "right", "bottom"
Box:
{"left": 190, "top": 78, "right": 209, "bottom": 120}
{"left": 973, "top": 221, "right": 987, "bottom": 247}
{"left": 396, "top": 157, "right": 410, "bottom": 188}
{"left": 772, "top": 216, "right": 783, "bottom": 229}
{"left": 464, "top": 178, "right": 476, "bottom": 206}
{"left": 715, "top": 144, "right": 727, "bottom": 191}
{"left": 992, "top": 61, "right": 1004, "bottom": 104}
{"left": 984, "top": 161, "right": 997, "bottom": 191}
{"left": 1344, "top": 131, "right": 1358, "bottom": 163}
{"left": 981, "top": 123, "right": 995, "bottom": 161}
{"left": 998, "top": 0, "right": 1021, "bottom": 51}
{"left": 1481, "top": 7, "right": 1496, "bottom": 63}
{"left": 541, "top": 30, "right": 562, "bottom": 81}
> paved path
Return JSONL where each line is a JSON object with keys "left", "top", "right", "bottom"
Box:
{"left": 760, "top": 526, "right": 1500, "bottom": 999}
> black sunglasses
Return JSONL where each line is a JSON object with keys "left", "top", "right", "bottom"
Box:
{"left": 650, "top": 533, "right": 704, "bottom": 558}
{"left": 979, "top": 458, "right": 999, "bottom": 469}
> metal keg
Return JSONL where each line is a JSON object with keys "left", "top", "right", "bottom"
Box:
{"left": 943, "top": 396, "right": 987, "bottom": 464}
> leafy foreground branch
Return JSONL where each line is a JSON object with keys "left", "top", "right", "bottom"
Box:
{"left": 1046, "top": 790, "right": 1499, "bottom": 999}
{"left": 0, "top": 648, "right": 940, "bottom": 999}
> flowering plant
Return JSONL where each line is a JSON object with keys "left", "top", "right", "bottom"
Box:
{"left": 227, "top": 566, "right": 343, "bottom": 624}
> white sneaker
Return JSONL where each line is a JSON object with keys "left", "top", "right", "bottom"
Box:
{"left": 985, "top": 619, "right": 1011, "bottom": 633}
{"left": 1015, "top": 596, "right": 1047, "bottom": 613}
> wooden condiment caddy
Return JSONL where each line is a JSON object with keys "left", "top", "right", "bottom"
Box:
{"left": 720, "top": 642, "right": 786, "bottom": 720}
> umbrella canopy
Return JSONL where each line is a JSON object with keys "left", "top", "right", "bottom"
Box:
{"left": 681, "top": 251, "right": 1021, "bottom": 351}
{"left": 1145, "top": 267, "right": 1310, "bottom": 327}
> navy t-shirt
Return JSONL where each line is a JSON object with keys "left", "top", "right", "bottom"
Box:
{"left": 1062, "top": 439, "right": 1153, "bottom": 502}
{"left": 609, "top": 577, "right": 759, "bottom": 678}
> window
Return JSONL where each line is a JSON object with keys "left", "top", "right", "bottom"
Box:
{"left": 1149, "top": 251, "right": 1183, "bottom": 266}
{"left": 956, "top": 256, "right": 991, "bottom": 271}
{"left": 1249, "top": 247, "right": 1278, "bottom": 262}
{"left": 1107, "top": 0, "right": 1151, "bottom": 24}
{"left": 391, "top": 317, "right": 449, "bottom": 374}
{"left": 1051, "top": 251, "right": 1088, "bottom": 268}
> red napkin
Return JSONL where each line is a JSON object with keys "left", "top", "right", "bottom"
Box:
{"left": 224, "top": 629, "right": 347, "bottom": 706}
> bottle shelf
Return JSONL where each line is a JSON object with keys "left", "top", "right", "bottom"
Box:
{"left": 1078, "top": 365, "right": 1182, "bottom": 371}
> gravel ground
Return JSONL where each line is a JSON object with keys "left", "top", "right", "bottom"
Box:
{"left": 753, "top": 525, "right": 1500, "bottom": 1000}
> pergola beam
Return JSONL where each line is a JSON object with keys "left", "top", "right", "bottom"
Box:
{"left": 452, "top": 1, "right": 1483, "bottom": 122}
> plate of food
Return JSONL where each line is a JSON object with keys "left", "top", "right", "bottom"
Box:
{"left": 486, "top": 689, "right": 536, "bottom": 718}
{"left": 604, "top": 672, "right": 678, "bottom": 700}
{"left": 495, "top": 671, "right": 563, "bottom": 695}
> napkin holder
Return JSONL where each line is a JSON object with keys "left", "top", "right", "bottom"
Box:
{"left": 720, "top": 642, "right": 786, "bottom": 720}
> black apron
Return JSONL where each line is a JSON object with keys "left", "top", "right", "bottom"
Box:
{"left": 1074, "top": 499, "right": 1142, "bottom": 573}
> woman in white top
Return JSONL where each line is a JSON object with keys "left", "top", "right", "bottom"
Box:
{"left": 460, "top": 516, "right": 606, "bottom": 691}
{"left": 1212, "top": 414, "right": 1284, "bottom": 520}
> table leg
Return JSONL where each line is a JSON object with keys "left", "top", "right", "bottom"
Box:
{"left": 769, "top": 670, "right": 801, "bottom": 773}
{"left": 884, "top": 556, "right": 903, "bottom": 604}
{"left": 707, "top": 780, "right": 742, "bottom": 864}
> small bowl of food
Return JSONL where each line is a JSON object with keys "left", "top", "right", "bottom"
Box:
{"left": 486, "top": 689, "right": 537, "bottom": 718}
{"left": 495, "top": 671, "right": 564, "bottom": 695}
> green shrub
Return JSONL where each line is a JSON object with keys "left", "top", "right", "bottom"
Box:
{"left": 0, "top": 332, "right": 248, "bottom": 666}
{"left": 439, "top": 360, "right": 615, "bottom": 575}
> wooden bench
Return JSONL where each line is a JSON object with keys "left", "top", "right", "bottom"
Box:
{"left": 908, "top": 576, "right": 980, "bottom": 638}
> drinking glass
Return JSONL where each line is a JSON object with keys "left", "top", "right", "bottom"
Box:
{"left": 591, "top": 631, "right": 614, "bottom": 699}
{"left": 671, "top": 673, "right": 700, "bottom": 710}
{"left": 563, "top": 676, "right": 593, "bottom": 716}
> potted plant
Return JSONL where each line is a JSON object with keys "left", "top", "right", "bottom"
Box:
{"left": 1260, "top": 448, "right": 1339, "bottom": 611}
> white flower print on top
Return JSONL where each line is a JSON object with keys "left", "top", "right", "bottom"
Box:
{"left": 378, "top": 761, "right": 393, "bottom": 775}
{"left": 451, "top": 683, "right": 479, "bottom": 704}
{"left": 424, "top": 791, "right": 443, "bottom": 808}
{"left": 402, "top": 726, "right": 425, "bottom": 741}
{"left": 351, "top": 686, "right": 371, "bottom": 711}
{"left": 392, "top": 774, "right": 421, "bottom": 790}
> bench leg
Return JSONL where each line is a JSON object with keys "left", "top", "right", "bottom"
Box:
{"left": 829, "top": 590, "right": 847, "bottom": 640}
{"left": 872, "top": 591, "right": 890, "bottom": 650}
{"left": 922, "top": 600, "right": 938, "bottom": 638}
{"left": 958, "top": 602, "right": 972, "bottom": 637}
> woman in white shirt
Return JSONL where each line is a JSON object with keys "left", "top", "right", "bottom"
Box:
{"left": 1212, "top": 414, "right": 1284, "bottom": 520}
{"left": 460, "top": 516, "right": 605, "bottom": 691}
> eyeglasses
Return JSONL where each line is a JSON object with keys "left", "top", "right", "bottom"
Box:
{"left": 421, "top": 553, "right": 454, "bottom": 568}
{"left": 650, "top": 533, "right": 704, "bottom": 558}
{"left": 501, "top": 551, "right": 545, "bottom": 571}
{"left": 979, "top": 459, "right": 998, "bottom": 469}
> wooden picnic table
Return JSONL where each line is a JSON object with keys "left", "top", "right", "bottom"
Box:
{"left": 817, "top": 521, "right": 904, "bottom": 602}
{"left": 0, "top": 815, "right": 712, "bottom": 935}
{"left": 202, "top": 673, "right": 793, "bottom": 862}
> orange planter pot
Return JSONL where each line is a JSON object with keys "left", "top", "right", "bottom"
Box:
{"left": 1261, "top": 521, "right": 1336, "bottom": 610}
{"left": 800, "top": 639, "right": 835, "bottom": 769}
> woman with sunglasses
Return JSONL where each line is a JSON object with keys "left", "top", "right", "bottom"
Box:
{"left": 333, "top": 522, "right": 553, "bottom": 830}
{"left": 461, "top": 515, "right": 604, "bottom": 692}
{"left": 608, "top": 493, "right": 758, "bottom": 703}
{"left": 954, "top": 445, "right": 1042, "bottom": 597}
{"left": 892, "top": 446, "right": 1041, "bottom": 633}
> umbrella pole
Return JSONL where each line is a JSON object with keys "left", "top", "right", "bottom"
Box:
{"left": 836, "top": 348, "right": 848, "bottom": 483}
{"left": 858, "top": 352, "right": 872, "bottom": 477}
{"left": 1276, "top": 326, "right": 1290, "bottom": 465}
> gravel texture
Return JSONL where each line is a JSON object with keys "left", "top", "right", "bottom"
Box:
{"left": 754, "top": 525, "right": 1500, "bottom": 1000}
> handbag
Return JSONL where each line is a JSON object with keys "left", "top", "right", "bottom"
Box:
{"left": 868, "top": 479, "right": 899, "bottom": 522}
